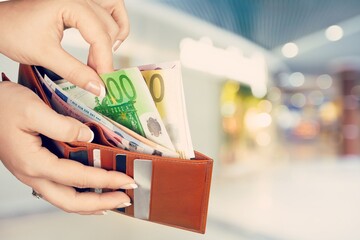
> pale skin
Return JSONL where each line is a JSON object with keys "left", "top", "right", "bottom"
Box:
{"left": 0, "top": 0, "right": 136, "bottom": 215}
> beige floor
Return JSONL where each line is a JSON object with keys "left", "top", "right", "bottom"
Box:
{"left": 2, "top": 158, "right": 360, "bottom": 240}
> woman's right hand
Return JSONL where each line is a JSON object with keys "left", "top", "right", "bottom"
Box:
{"left": 0, "top": 0, "right": 130, "bottom": 97}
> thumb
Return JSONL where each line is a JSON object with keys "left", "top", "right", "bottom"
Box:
{"left": 41, "top": 47, "right": 106, "bottom": 98}
{"left": 29, "top": 99, "right": 94, "bottom": 143}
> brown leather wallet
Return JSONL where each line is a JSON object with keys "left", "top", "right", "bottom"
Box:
{"left": 4, "top": 64, "right": 213, "bottom": 234}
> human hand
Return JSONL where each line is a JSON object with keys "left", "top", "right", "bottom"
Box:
{"left": 0, "top": 82, "right": 136, "bottom": 215}
{"left": 0, "top": 0, "right": 129, "bottom": 97}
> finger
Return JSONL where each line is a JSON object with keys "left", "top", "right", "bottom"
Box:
{"left": 111, "top": 0, "right": 130, "bottom": 43}
{"left": 27, "top": 100, "right": 94, "bottom": 143}
{"left": 87, "top": 1, "right": 120, "bottom": 71}
{"left": 35, "top": 147, "right": 136, "bottom": 190}
{"left": 32, "top": 178, "right": 131, "bottom": 213}
{"left": 41, "top": 47, "right": 106, "bottom": 98}
{"left": 87, "top": 0, "right": 120, "bottom": 43}
{"left": 62, "top": 3, "right": 113, "bottom": 74}
{"left": 87, "top": 40, "right": 112, "bottom": 74}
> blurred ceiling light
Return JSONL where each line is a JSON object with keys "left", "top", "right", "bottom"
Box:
{"left": 180, "top": 37, "right": 268, "bottom": 98}
{"left": 221, "top": 102, "right": 237, "bottom": 117}
{"left": 258, "top": 100, "right": 273, "bottom": 113}
{"left": 308, "top": 90, "right": 324, "bottom": 106}
{"left": 244, "top": 110, "right": 272, "bottom": 131}
{"left": 267, "top": 87, "right": 281, "bottom": 102}
{"left": 281, "top": 42, "right": 298, "bottom": 58}
{"left": 255, "top": 132, "right": 271, "bottom": 147}
{"left": 316, "top": 74, "right": 333, "bottom": 89}
{"left": 290, "top": 93, "right": 306, "bottom": 108}
{"left": 277, "top": 72, "right": 290, "bottom": 87}
{"left": 257, "top": 113, "right": 272, "bottom": 128}
{"left": 274, "top": 105, "right": 300, "bottom": 129}
{"left": 289, "top": 72, "right": 305, "bottom": 87}
{"left": 325, "top": 25, "right": 344, "bottom": 41}
{"left": 319, "top": 102, "right": 338, "bottom": 123}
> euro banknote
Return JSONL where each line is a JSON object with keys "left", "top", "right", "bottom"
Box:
{"left": 139, "top": 61, "right": 195, "bottom": 159}
{"left": 35, "top": 67, "right": 179, "bottom": 158}
{"left": 58, "top": 67, "right": 175, "bottom": 152}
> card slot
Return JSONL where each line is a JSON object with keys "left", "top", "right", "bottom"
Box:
{"left": 61, "top": 144, "right": 91, "bottom": 193}
{"left": 115, "top": 154, "right": 127, "bottom": 213}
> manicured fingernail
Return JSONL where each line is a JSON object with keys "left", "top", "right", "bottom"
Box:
{"left": 99, "top": 84, "right": 106, "bottom": 99}
{"left": 85, "top": 81, "right": 106, "bottom": 98}
{"left": 117, "top": 202, "right": 132, "bottom": 208}
{"left": 120, "top": 183, "right": 138, "bottom": 189}
{"left": 77, "top": 128, "right": 94, "bottom": 142}
{"left": 112, "top": 40, "right": 122, "bottom": 53}
{"left": 94, "top": 210, "right": 107, "bottom": 215}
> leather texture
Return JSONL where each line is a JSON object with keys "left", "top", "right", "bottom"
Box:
{"left": 5, "top": 64, "right": 213, "bottom": 234}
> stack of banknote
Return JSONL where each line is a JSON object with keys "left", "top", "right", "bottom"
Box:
{"left": 35, "top": 61, "right": 194, "bottom": 159}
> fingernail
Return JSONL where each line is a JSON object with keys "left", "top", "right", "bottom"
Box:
{"left": 112, "top": 40, "right": 122, "bottom": 53}
{"left": 120, "top": 183, "right": 138, "bottom": 189}
{"left": 85, "top": 81, "right": 106, "bottom": 98}
{"left": 94, "top": 210, "right": 108, "bottom": 215}
{"left": 117, "top": 202, "right": 132, "bottom": 208}
{"left": 77, "top": 127, "right": 94, "bottom": 142}
{"left": 99, "top": 84, "right": 106, "bottom": 99}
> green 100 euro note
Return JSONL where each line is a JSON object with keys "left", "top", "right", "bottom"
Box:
{"left": 58, "top": 67, "right": 175, "bottom": 152}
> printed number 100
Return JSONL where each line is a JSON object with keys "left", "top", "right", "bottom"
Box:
{"left": 105, "top": 75, "right": 137, "bottom": 103}
{"left": 147, "top": 73, "right": 165, "bottom": 103}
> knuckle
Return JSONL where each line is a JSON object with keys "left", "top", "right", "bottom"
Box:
{"left": 62, "top": 204, "right": 77, "bottom": 214}
{"left": 116, "top": 21, "right": 130, "bottom": 41}
{"left": 93, "top": 31, "right": 112, "bottom": 47}
{"left": 62, "top": 1, "right": 86, "bottom": 21}
{"left": 102, "top": 33, "right": 113, "bottom": 45}
{"left": 22, "top": 95, "right": 43, "bottom": 122}
{"left": 75, "top": 165, "right": 90, "bottom": 188}
{"left": 60, "top": 193, "right": 79, "bottom": 213}
{"left": 63, "top": 66, "right": 85, "bottom": 87}
{"left": 21, "top": 151, "right": 56, "bottom": 178}
{"left": 110, "top": 27, "right": 120, "bottom": 41}
{"left": 21, "top": 167, "right": 36, "bottom": 178}
{"left": 20, "top": 161, "right": 39, "bottom": 178}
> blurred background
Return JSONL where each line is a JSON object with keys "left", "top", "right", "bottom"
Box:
{"left": 1, "top": 0, "right": 360, "bottom": 239}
